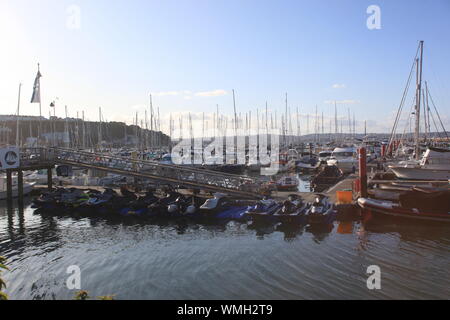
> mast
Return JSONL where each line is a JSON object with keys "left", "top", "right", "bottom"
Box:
{"left": 38, "top": 64, "right": 42, "bottom": 146}
{"left": 149, "top": 94, "right": 154, "bottom": 149}
{"left": 347, "top": 108, "right": 351, "bottom": 139}
{"left": 232, "top": 90, "right": 237, "bottom": 163}
{"left": 285, "top": 93, "right": 288, "bottom": 147}
{"left": 82, "top": 111, "right": 86, "bottom": 149}
{"left": 157, "top": 105, "right": 161, "bottom": 149}
{"left": 334, "top": 101, "right": 338, "bottom": 138}
{"left": 306, "top": 114, "right": 309, "bottom": 136}
{"left": 64, "top": 105, "right": 69, "bottom": 148}
{"left": 265, "top": 101, "right": 269, "bottom": 137}
{"left": 414, "top": 40, "right": 424, "bottom": 160}
{"left": 15, "top": 83, "right": 22, "bottom": 147}
{"left": 98, "top": 107, "right": 102, "bottom": 150}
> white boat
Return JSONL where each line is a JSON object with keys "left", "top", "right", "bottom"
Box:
{"left": 0, "top": 177, "right": 35, "bottom": 200}
{"left": 389, "top": 147, "right": 450, "bottom": 180}
{"left": 292, "top": 156, "right": 320, "bottom": 171}
{"left": 318, "top": 151, "right": 332, "bottom": 163}
{"left": 24, "top": 169, "right": 54, "bottom": 184}
{"left": 327, "top": 147, "right": 358, "bottom": 173}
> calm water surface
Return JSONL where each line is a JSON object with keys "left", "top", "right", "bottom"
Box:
{"left": 1, "top": 199, "right": 449, "bottom": 300}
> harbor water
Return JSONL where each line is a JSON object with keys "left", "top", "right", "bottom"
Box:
{"left": 1, "top": 199, "right": 449, "bottom": 300}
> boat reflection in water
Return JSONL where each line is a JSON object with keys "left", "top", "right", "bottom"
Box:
{"left": 1, "top": 201, "right": 449, "bottom": 300}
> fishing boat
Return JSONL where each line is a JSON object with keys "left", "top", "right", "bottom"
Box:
{"left": 389, "top": 147, "right": 450, "bottom": 180}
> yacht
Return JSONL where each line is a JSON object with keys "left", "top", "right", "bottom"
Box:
{"left": 327, "top": 147, "right": 358, "bottom": 173}
{"left": 389, "top": 147, "right": 450, "bottom": 180}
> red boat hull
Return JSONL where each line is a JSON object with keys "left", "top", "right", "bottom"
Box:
{"left": 357, "top": 198, "right": 450, "bottom": 223}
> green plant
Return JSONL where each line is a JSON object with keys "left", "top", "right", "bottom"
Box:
{"left": 97, "top": 295, "right": 115, "bottom": 300}
{"left": 74, "top": 290, "right": 115, "bottom": 300}
{"left": 74, "top": 290, "right": 90, "bottom": 300}
{"left": 0, "top": 256, "right": 9, "bottom": 300}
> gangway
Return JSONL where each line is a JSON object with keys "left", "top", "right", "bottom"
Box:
{"left": 23, "top": 147, "right": 263, "bottom": 199}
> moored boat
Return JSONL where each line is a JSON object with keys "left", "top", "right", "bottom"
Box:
{"left": 305, "top": 194, "right": 336, "bottom": 225}
{"left": 389, "top": 147, "right": 450, "bottom": 181}
{"left": 357, "top": 195, "right": 450, "bottom": 223}
{"left": 273, "top": 195, "right": 310, "bottom": 224}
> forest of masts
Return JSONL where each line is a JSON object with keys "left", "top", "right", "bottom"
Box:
{"left": 4, "top": 91, "right": 366, "bottom": 151}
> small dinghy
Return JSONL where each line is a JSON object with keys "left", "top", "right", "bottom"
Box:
{"left": 305, "top": 194, "right": 336, "bottom": 225}
{"left": 273, "top": 194, "right": 310, "bottom": 225}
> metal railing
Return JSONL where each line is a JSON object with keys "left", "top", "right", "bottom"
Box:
{"left": 23, "top": 147, "right": 263, "bottom": 198}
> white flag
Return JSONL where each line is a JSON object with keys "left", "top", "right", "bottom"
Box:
{"left": 31, "top": 68, "right": 42, "bottom": 103}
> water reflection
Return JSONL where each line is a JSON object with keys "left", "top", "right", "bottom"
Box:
{"left": 1, "top": 202, "right": 450, "bottom": 300}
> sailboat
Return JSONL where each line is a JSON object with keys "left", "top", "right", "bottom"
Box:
{"left": 389, "top": 147, "right": 450, "bottom": 180}
{"left": 388, "top": 41, "right": 450, "bottom": 181}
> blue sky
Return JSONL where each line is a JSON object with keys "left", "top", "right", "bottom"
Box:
{"left": 1, "top": 0, "right": 449, "bottom": 135}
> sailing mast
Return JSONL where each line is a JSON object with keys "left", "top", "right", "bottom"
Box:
{"left": 15, "top": 83, "right": 22, "bottom": 147}
{"left": 414, "top": 40, "right": 424, "bottom": 160}
{"left": 64, "top": 105, "right": 69, "bottom": 148}
{"left": 149, "top": 94, "right": 154, "bottom": 149}
{"left": 232, "top": 90, "right": 237, "bottom": 163}
{"left": 98, "top": 107, "right": 102, "bottom": 151}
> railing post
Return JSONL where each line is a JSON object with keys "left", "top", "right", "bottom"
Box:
{"left": 17, "top": 170, "right": 24, "bottom": 203}
{"left": 358, "top": 147, "right": 367, "bottom": 198}
{"left": 47, "top": 167, "right": 53, "bottom": 191}
{"left": 6, "top": 169, "right": 13, "bottom": 203}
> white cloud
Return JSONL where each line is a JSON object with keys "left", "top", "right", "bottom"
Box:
{"left": 324, "top": 99, "right": 360, "bottom": 104}
{"left": 195, "top": 89, "right": 228, "bottom": 97}
{"left": 151, "top": 89, "right": 227, "bottom": 98}
{"left": 332, "top": 84, "right": 346, "bottom": 89}
{"left": 151, "top": 91, "right": 184, "bottom": 96}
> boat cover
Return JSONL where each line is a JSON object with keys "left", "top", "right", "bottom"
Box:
{"left": 399, "top": 189, "right": 450, "bottom": 212}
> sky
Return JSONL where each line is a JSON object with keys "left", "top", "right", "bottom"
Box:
{"left": 1, "top": 0, "right": 449, "bottom": 137}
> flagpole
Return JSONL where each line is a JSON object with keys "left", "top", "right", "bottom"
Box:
{"left": 38, "top": 63, "right": 42, "bottom": 146}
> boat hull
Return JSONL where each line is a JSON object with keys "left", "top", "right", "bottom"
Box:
{"left": 357, "top": 197, "right": 450, "bottom": 223}
{"left": 389, "top": 166, "right": 450, "bottom": 180}
{"left": 0, "top": 183, "right": 34, "bottom": 200}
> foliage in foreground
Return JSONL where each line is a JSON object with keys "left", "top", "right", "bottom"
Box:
{"left": 0, "top": 256, "right": 9, "bottom": 300}
{"left": 74, "top": 290, "right": 115, "bottom": 300}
